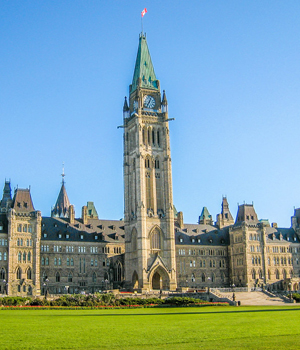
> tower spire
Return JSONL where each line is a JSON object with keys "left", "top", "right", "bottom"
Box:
{"left": 61, "top": 162, "right": 65, "bottom": 185}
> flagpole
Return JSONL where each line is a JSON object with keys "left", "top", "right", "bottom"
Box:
{"left": 141, "top": 15, "right": 143, "bottom": 34}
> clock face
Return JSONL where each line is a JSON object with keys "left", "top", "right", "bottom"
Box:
{"left": 133, "top": 100, "right": 138, "bottom": 110}
{"left": 143, "top": 95, "right": 155, "bottom": 109}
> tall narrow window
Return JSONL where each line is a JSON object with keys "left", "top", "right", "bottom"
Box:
{"left": 150, "top": 228, "right": 161, "bottom": 252}
{"left": 27, "top": 268, "right": 32, "bottom": 280}
{"left": 27, "top": 252, "right": 31, "bottom": 262}
{"left": 157, "top": 130, "right": 160, "bottom": 147}
{"left": 16, "top": 267, "right": 22, "bottom": 280}
{"left": 23, "top": 252, "right": 26, "bottom": 263}
{"left": 56, "top": 272, "right": 60, "bottom": 282}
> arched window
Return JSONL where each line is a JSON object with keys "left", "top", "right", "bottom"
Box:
{"left": 41, "top": 257, "right": 45, "bottom": 265}
{"left": 147, "top": 127, "right": 151, "bottom": 145}
{"left": 211, "top": 273, "right": 215, "bottom": 282}
{"left": 157, "top": 130, "right": 160, "bottom": 147}
{"left": 249, "top": 234, "right": 253, "bottom": 241}
{"left": 142, "top": 127, "right": 146, "bottom": 145}
{"left": 191, "top": 273, "right": 195, "bottom": 282}
{"left": 27, "top": 252, "right": 31, "bottom": 262}
{"left": 252, "top": 269, "right": 256, "bottom": 280}
{"left": 20, "top": 239, "right": 23, "bottom": 246}
{"left": 56, "top": 272, "right": 60, "bottom": 282}
{"left": 258, "top": 269, "right": 262, "bottom": 279}
{"left": 283, "top": 269, "right": 287, "bottom": 280}
{"left": 201, "top": 273, "right": 206, "bottom": 282}
{"left": 68, "top": 273, "right": 72, "bottom": 282}
{"left": 0, "top": 268, "right": 5, "bottom": 280}
{"left": 92, "top": 272, "right": 97, "bottom": 283}
{"left": 221, "top": 272, "right": 225, "bottom": 282}
{"left": 42, "top": 271, "right": 47, "bottom": 282}
{"left": 46, "top": 257, "right": 49, "bottom": 266}
{"left": 16, "top": 267, "right": 22, "bottom": 280}
{"left": 150, "top": 228, "right": 161, "bottom": 251}
{"left": 17, "top": 238, "right": 20, "bottom": 246}
{"left": 23, "top": 252, "right": 26, "bottom": 263}
{"left": 152, "top": 129, "right": 155, "bottom": 145}
{"left": 275, "top": 269, "right": 280, "bottom": 279}
{"left": 27, "top": 268, "right": 32, "bottom": 280}
{"left": 18, "top": 252, "right": 21, "bottom": 262}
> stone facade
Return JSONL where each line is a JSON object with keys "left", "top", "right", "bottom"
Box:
{"left": 0, "top": 34, "right": 299, "bottom": 296}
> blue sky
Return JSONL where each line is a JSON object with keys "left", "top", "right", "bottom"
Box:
{"left": 1, "top": 1, "right": 300, "bottom": 227}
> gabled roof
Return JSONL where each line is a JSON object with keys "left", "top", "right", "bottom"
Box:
{"left": 131, "top": 34, "right": 158, "bottom": 93}
{"left": 51, "top": 183, "right": 70, "bottom": 218}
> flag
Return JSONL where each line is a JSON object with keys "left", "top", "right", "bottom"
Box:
{"left": 141, "top": 8, "right": 147, "bottom": 17}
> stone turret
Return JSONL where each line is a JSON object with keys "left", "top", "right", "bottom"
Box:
{"left": 216, "top": 197, "right": 234, "bottom": 229}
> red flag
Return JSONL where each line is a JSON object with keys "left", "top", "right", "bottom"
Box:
{"left": 141, "top": 8, "right": 147, "bottom": 17}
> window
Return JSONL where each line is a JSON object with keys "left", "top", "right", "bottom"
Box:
{"left": 201, "top": 273, "right": 205, "bottom": 282}
{"left": 28, "top": 225, "right": 32, "bottom": 233}
{"left": 18, "top": 252, "right": 21, "bottom": 262}
{"left": 70, "top": 258, "right": 74, "bottom": 266}
{"left": 27, "top": 268, "right": 32, "bottom": 280}
{"left": 56, "top": 272, "right": 60, "bottom": 282}
{"left": 17, "top": 224, "right": 22, "bottom": 232}
{"left": 46, "top": 257, "right": 49, "bottom": 266}
{"left": 150, "top": 228, "right": 161, "bottom": 251}
{"left": 23, "top": 252, "right": 26, "bottom": 263}
{"left": 16, "top": 267, "right": 22, "bottom": 280}
{"left": 27, "top": 252, "right": 31, "bottom": 262}
{"left": 67, "top": 258, "right": 70, "bottom": 266}
{"left": 41, "top": 257, "right": 45, "bottom": 266}
{"left": 68, "top": 273, "right": 72, "bottom": 282}
{"left": 92, "top": 272, "right": 97, "bottom": 283}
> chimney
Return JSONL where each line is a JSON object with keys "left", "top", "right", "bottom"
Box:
{"left": 177, "top": 211, "right": 184, "bottom": 229}
{"left": 69, "top": 205, "right": 75, "bottom": 225}
{"left": 82, "top": 205, "right": 87, "bottom": 225}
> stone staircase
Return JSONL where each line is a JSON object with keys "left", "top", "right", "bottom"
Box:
{"left": 210, "top": 290, "right": 294, "bottom": 306}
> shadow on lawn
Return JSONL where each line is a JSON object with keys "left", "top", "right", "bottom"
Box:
{"left": 43, "top": 307, "right": 300, "bottom": 317}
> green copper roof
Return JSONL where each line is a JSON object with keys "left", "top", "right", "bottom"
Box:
{"left": 131, "top": 34, "right": 158, "bottom": 92}
{"left": 199, "top": 207, "right": 212, "bottom": 221}
{"left": 87, "top": 201, "right": 98, "bottom": 219}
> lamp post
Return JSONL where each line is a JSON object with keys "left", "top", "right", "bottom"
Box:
{"left": 3, "top": 279, "right": 7, "bottom": 295}
{"left": 44, "top": 278, "right": 49, "bottom": 299}
{"left": 232, "top": 283, "right": 236, "bottom": 302}
{"left": 207, "top": 277, "right": 211, "bottom": 297}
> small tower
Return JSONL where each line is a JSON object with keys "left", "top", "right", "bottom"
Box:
{"left": 216, "top": 197, "right": 234, "bottom": 228}
{"left": 7, "top": 188, "right": 41, "bottom": 296}
{"left": 51, "top": 167, "right": 71, "bottom": 218}
{"left": 198, "top": 207, "right": 213, "bottom": 225}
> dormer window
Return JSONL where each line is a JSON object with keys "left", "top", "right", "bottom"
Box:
{"left": 95, "top": 236, "right": 98, "bottom": 240}
{"left": 43, "top": 233, "right": 47, "bottom": 238}
{"left": 80, "top": 234, "right": 84, "bottom": 240}
{"left": 23, "top": 202, "right": 28, "bottom": 208}
{"left": 58, "top": 234, "right": 62, "bottom": 239}
{"left": 54, "top": 224, "right": 57, "bottom": 228}
{"left": 179, "top": 237, "right": 183, "bottom": 243}
{"left": 17, "top": 202, "right": 21, "bottom": 208}
{"left": 294, "top": 236, "right": 297, "bottom": 242}
{"left": 197, "top": 238, "right": 201, "bottom": 243}
{"left": 191, "top": 238, "right": 195, "bottom": 243}
{"left": 66, "top": 234, "right": 69, "bottom": 239}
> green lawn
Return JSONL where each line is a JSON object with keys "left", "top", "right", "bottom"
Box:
{"left": 1, "top": 306, "right": 300, "bottom": 349}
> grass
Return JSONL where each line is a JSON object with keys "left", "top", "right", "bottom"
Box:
{"left": 0, "top": 306, "right": 300, "bottom": 349}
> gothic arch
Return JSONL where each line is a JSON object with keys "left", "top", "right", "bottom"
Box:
{"left": 114, "top": 261, "right": 123, "bottom": 282}
{"left": 26, "top": 267, "right": 32, "bottom": 280}
{"left": 16, "top": 267, "right": 22, "bottom": 280}
{"left": 149, "top": 265, "right": 170, "bottom": 290}
{"left": 148, "top": 226, "right": 163, "bottom": 253}
{"left": 132, "top": 271, "right": 139, "bottom": 289}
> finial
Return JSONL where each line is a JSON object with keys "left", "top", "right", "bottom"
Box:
{"left": 61, "top": 163, "right": 65, "bottom": 185}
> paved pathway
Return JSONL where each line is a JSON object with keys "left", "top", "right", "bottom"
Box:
{"left": 218, "top": 291, "right": 295, "bottom": 306}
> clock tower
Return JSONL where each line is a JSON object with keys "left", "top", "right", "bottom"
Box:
{"left": 123, "top": 34, "right": 177, "bottom": 291}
